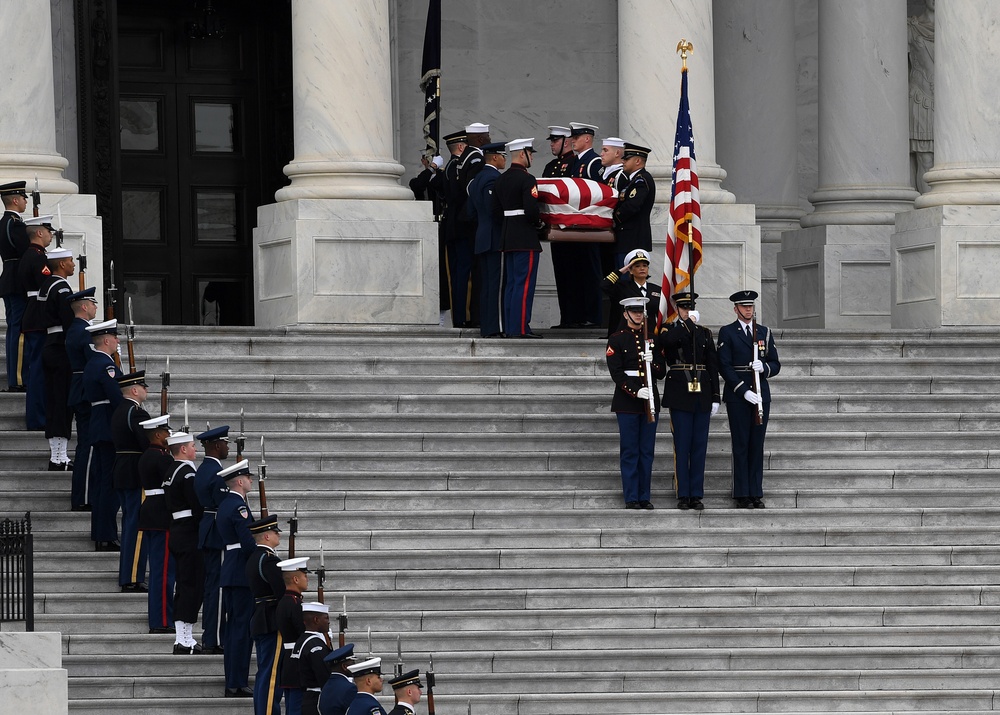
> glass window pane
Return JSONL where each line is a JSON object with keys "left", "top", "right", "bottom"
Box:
{"left": 124, "top": 278, "right": 164, "bottom": 325}
{"left": 121, "top": 190, "right": 163, "bottom": 242}
{"left": 194, "top": 103, "right": 235, "bottom": 152}
{"left": 195, "top": 191, "right": 238, "bottom": 243}
{"left": 120, "top": 99, "right": 160, "bottom": 151}
{"left": 199, "top": 279, "right": 244, "bottom": 326}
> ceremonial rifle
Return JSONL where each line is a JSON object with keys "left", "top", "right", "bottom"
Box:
{"left": 77, "top": 233, "right": 87, "bottom": 291}
{"left": 425, "top": 656, "right": 436, "bottom": 715}
{"left": 55, "top": 206, "right": 64, "bottom": 248}
{"left": 258, "top": 435, "right": 269, "bottom": 517}
{"left": 106, "top": 260, "right": 117, "bottom": 320}
{"left": 183, "top": 398, "right": 190, "bottom": 434}
{"left": 126, "top": 297, "right": 137, "bottom": 372}
{"left": 287, "top": 501, "right": 298, "bottom": 559}
{"left": 395, "top": 635, "right": 404, "bottom": 678}
{"left": 32, "top": 175, "right": 40, "bottom": 218}
{"left": 338, "top": 593, "right": 348, "bottom": 648}
{"left": 316, "top": 539, "right": 326, "bottom": 605}
{"left": 236, "top": 408, "right": 246, "bottom": 461}
{"left": 640, "top": 311, "right": 655, "bottom": 424}
{"left": 751, "top": 313, "right": 764, "bottom": 426}
{"left": 159, "top": 356, "right": 169, "bottom": 415}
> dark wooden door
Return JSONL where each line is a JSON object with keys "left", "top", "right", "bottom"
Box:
{"left": 117, "top": 1, "right": 262, "bottom": 325}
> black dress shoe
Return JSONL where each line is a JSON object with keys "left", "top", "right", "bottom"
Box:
{"left": 735, "top": 498, "right": 752, "bottom": 509}
{"left": 95, "top": 540, "right": 121, "bottom": 552}
{"left": 71, "top": 504, "right": 92, "bottom": 512}
{"left": 47, "top": 461, "right": 63, "bottom": 471}
{"left": 639, "top": 500, "right": 654, "bottom": 510}
{"left": 149, "top": 627, "right": 173, "bottom": 634}
{"left": 202, "top": 645, "right": 225, "bottom": 655}
{"left": 752, "top": 498, "right": 766, "bottom": 509}
{"left": 225, "top": 687, "right": 253, "bottom": 698}
{"left": 121, "top": 583, "right": 148, "bottom": 593}
{"left": 677, "top": 498, "right": 690, "bottom": 510}
{"left": 690, "top": 498, "right": 705, "bottom": 511}
{"left": 3, "top": 385, "right": 26, "bottom": 393}
{"left": 625, "top": 501, "right": 640, "bottom": 510}
{"left": 173, "top": 642, "right": 203, "bottom": 655}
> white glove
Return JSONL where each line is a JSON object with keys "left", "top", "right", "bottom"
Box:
{"left": 751, "top": 359, "right": 764, "bottom": 373}
{"left": 641, "top": 349, "right": 653, "bottom": 363}
{"left": 636, "top": 387, "right": 651, "bottom": 400}
{"left": 743, "top": 390, "right": 762, "bottom": 405}
{"left": 432, "top": 155, "right": 445, "bottom": 169}
{"left": 688, "top": 310, "right": 700, "bottom": 324}
{"left": 711, "top": 402, "right": 719, "bottom": 416}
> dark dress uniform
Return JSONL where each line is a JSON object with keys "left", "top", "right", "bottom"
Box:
{"left": 248, "top": 540, "right": 286, "bottom": 715}
{"left": 195, "top": 454, "right": 229, "bottom": 651}
{"left": 443, "top": 150, "right": 478, "bottom": 328}
{"left": 138, "top": 443, "right": 176, "bottom": 631}
{"left": 18, "top": 243, "right": 50, "bottom": 430}
{"left": 111, "top": 396, "right": 150, "bottom": 587}
{"left": 164, "top": 457, "right": 205, "bottom": 628}
{"left": 387, "top": 704, "right": 414, "bottom": 715}
{"left": 276, "top": 591, "right": 306, "bottom": 715}
{"left": 319, "top": 671, "right": 358, "bottom": 715}
{"left": 216, "top": 490, "right": 256, "bottom": 692}
{"left": 600, "top": 274, "right": 661, "bottom": 337}
{"left": 606, "top": 321, "right": 666, "bottom": 506}
{"left": 66, "top": 316, "right": 93, "bottom": 509}
{"left": 543, "top": 149, "right": 582, "bottom": 330}
{"left": 346, "top": 693, "right": 387, "bottom": 715}
{"left": 542, "top": 151, "right": 574, "bottom": 179}
{"left": 468, "top": 161, "right": 503, "bottom": 337}
{"left": 717, "top": 313, "right": 781, "bottom": 504}
{"left": 657, "top": 316, "right": 721, "bottom": 505}
{"left": 39, "top": 273, "right": 74, "bottom": 445}
{"left": 295, "top": 630, "right": 332, "bottom": 715}
{"left": 613, "top": 168, "right": 656, "bottom": 261}
{"left": 553, "top": 147, "right": 602, "bottom": 327}
{"left": 0, "top": 207, "right": 28, "bottom": 389}
{"left": 493, "top": 161, "right": 543, "bottom": 338}
{"left": 82, "top": 349, "right": 123, "bottom": 544}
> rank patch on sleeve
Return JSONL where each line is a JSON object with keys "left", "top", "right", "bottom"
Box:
{"left": 531, "top": 186, "right": 538, "bottom": 198}
{"left": 606, "top": 345, "right": 615, "bottom": 357}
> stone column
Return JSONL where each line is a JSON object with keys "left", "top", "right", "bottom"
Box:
{"left": 618, "top": 0, "right": 759, "bottom": 326}
{"left": 714, "top": 0, "right": 803, "bottom": 323}
{"left": 0, "top": 0, "right": 77, "bottom": 194}
{"left": 777, "top": 0, "right": 917, "bottom": 327}
{"left": 255, "top": 0, "right": 437, "bottom": 326}
{"left": 892, "top": 0, "right": 1000, "bottom": 326}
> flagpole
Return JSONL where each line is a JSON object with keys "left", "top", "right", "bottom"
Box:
{"left": 677, "top": 39, "right": 695, "bottom": 296}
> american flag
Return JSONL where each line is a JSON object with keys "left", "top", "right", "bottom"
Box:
{"left": 536, "top": 178, "right": 618, "bottom": 230}
{"left": 657, "top": 66, "right": 702, "bottom": 330}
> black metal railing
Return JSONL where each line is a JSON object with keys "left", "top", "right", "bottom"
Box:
{"left": 0, "top": 512, "right": 33, "bottom": 631}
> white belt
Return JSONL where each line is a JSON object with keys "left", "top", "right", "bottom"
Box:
{"left": 172, "top": 509, "right": 193, "bottom": 519}
{"left": 283, "top": 643, "right": 295, "bottom": 650}
{"left": 226, "top": 543, "right": 241, "bottom": 551}
{"left": 47, "top": 326, "right": 63, "bottom": 334}
{"left": 144, "top": 489, "right": 164, "bottom": 496}
{"left": 625, "top": 370, "right": 640, "bottom": 377}
{"left": 27, "top": 290, "right": 38, "bottom": 297}
{"left": 91, "top": 399, "right": 109, "bottom": 406}
{"left": 503, "top": 209, "right": 525, "bottom": 216}
{"left": 306, "top": 688, "right": 322, "bottom": 692}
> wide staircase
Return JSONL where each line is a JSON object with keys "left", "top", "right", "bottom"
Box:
{"left": 2, "top": 325, "right": 1000, "bottom": 714}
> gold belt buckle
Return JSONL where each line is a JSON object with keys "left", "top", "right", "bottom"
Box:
{"left": 687, "top": 378, "right": 701, "bottom": 393}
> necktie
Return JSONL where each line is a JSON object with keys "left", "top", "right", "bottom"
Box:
{"left": 746, "top": 325, "right": 752, "bottom": 337}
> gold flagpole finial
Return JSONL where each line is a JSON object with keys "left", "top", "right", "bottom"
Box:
{"left": 676, "top": 39, "right": 694, "bottom": 70}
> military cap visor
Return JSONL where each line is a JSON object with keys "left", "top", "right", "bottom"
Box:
{"left": 0, "top": 181, "right": 28, "bottom": 197}
{"left": 324, "top": 643, "right": 356, "bottom": 664}
{"left": 69, "top": 287, "right": 98, "bottom": 303}
{"left": 621, "top": 296, "right": 649, "bottom": 311}
{"left": 196, "top": 425, "right": 230, "bottom": 443}
{"left": 729, "top": 290, "right": 759, "bottom": 305}
{"left": 672, "top": 291, "right": 698, "bottom": 308}
{"left": 218, "top": 458, "right": 251, "bottom": 481}
{"left": 443, "top": 130, "right": 467, "bottom": 145}
{"left": 623, "top": 143, "right": 652, "bottom": 160}
{"left": 389, "top": 669, "right": 424, "bottom": 690}
{"left": 118, "top": 370, "right": 148, "bottom": 388}
{"left": 249, "top": 514, "right": 282, "bottom": 534}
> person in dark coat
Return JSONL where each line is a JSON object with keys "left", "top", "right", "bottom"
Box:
{"left": 318, "top": 644, "right": 358, "bottom": 715}
{"left": 612, "top": 142, "right": 656, "bottom": 268}
{"left": 345, "top": 657, "right": 387, "bottom": 715}
{"left": 247, "top": 514, "right": 286, "bottom": 715}
{"left": 717, "top": 290, "right": 781, "bottom": 508}
{"left": 194, "top": 425, "right": 231, "bottom": 654}
{"left": 111, "top": 370, "right": 150, "bottom": 591}
{"left": 18, "top": 218, "right": 55, "bottom": 430}
{"left": 36, "top": 248, "right": 76, "bottom": 468}
{"left": 137, "top": 414, "right": 175, "bottom": 633}
{"left": 163, "top": 430, "right": 204, "bottom": 654}
{"left": 0, "top": 181, "right": 29, "bottom": 390}
{"left": 606, "top": 297, "right": 666, "bottom": 509}
{"left": 657, "top": 292, "right": 721, "bottom": 510}
{"left": 276, "top": 556, "right": 310, "bottom": 715}
{"left": 493, "top": 138, "right": 544, "bottom": 339}
{"left": 467, "top": 141, "right": 506, "bottom": 338}
{"left": 66, "top": 288, "right": 99, "bottom": 510}
{"left": 601, "top": 249, "right": 661, "bottom": 336}
{"left": 386, "top": 670, "right": 423, "bottom": 715}
{"left": 292, "top": 601, "right": 332, "bottom": 715}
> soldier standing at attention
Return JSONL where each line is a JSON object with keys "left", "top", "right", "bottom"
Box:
{"left": 346, "top": 657, "right": 387, "bottom": 715}
{"left": 386, "top": 671, "right": 423, "bottom": 715}
{"left": 467, "top": 141, "right": 507, "bottom": 338}
{"left": 276, "top": 556, "right": 310, "bottom": 715}
{"left": 163, "top": 430, "right": 204, "bottom": 654}
{"left": 612, "top": 143, "right": 656, "bottom": 269}
{"left": 494, "top": 138, "right": 544, "bottom": 339}
{"left": 215, "top": 459, "right": 256, "bottom": 698}
{"left": 0, "top": 181, "right": 29, "bottom": 391}
{"left": 111, "top": 370, "right": 150, "bottom": 592}
{"left": 606, "top": 297, "right": 666, "bottom": 509}
{"left": 318, "top": 644, "right": 358, "bottom": 715}
{"left": 717, "top": 290, "right": 781, "bottom": 509}
{"left": 66, "top": 288, "right": 99, "bottom": 511}
{"left": 194, "top": 425, "right": 231, "bottom": 654}
{"left": 18, "top": 217, "right": 55, "bottom": 430}
{"left": 247, "top": 514, "right": 286, "bottom": 715}
{"left": 36, "top": 247, "right": 76, "bottom": 469}
{"left": 657, "top": 292, "right": 720, "bottom": 510}
{"left": 82, "top": 319, "right": 123, "bottom": 551}
{"left": 292, "top": 602, "right": 333, "bottom": 715}
{"left": 137, "top": 414, "right": 175, "bottom": 633}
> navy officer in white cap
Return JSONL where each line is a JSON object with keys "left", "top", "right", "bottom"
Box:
{"left": 717, "top": 290, "right": 781, "bottom": 508}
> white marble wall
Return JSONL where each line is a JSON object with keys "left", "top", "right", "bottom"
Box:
{"left": 0, "top": 632, "right": 68, "bottom": 715}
